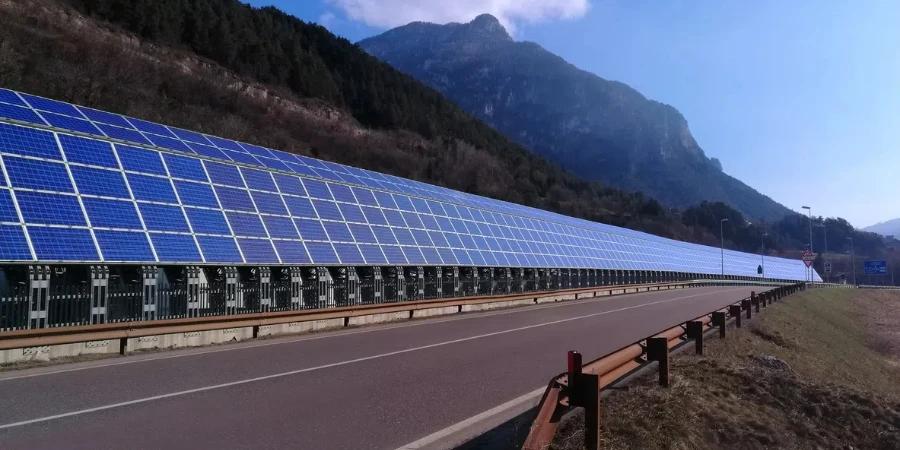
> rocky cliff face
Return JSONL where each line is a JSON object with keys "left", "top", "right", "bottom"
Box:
{"left": 360, "top": 14, "right": 791, "bottom": 220}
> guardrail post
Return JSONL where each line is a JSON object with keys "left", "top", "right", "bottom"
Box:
{"left": 647, "top": 337, "right": 670, "bottom": 387}
{"left": 566, "top": 350, "right": 600, "bottom": 450}
{"left": 686, "top": 320, "right": 704, "bottom": 355}
{"left": 751, "top": 293, "right": 759, "bottom": 313}
{"left": 712, "top": 311, "right": 726, "bottom": 338}
{"left": 741, "top": 299, "right": 752, "bottom": 320}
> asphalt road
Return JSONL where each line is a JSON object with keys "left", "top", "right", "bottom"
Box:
{"left": 0, "top": 286, "right": 764, "bottom": 450}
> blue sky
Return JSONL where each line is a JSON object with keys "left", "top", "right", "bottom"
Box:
{"left": 246, "top": 0, "right": 899, "bottom": 229}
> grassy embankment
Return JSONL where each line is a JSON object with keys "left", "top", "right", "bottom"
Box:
{"left": 552, "top": 288, "right": 900, "bottom": 450}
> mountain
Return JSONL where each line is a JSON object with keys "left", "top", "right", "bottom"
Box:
{"left": 358, "top": 15, "right": 792, "bottom": 221}
{"left": 864, "top": 219, "right": 900, "bottom": 238}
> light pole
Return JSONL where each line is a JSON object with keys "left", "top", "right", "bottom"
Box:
{"left": 802, "top": 206, "right": 812, "bottom": 281}
{"left": 760, "top": 232, "right": 768, "bottom": 279}
{"left": 720, "top": 218, "right": 729, "bottom": 278}
{"left": 815, "top": 222, "right": 827, "bottom": 281}
{"left": 847, "top": 237, "right": 856, "bottom": 286}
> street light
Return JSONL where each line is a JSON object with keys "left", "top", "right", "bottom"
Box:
{"left": 720, "top": 218, "right": 729, "bottom": 278}
{"left": 815, "top": 222, "right": 827, "bottom": 282}
{"left": 802, "top": 206, "right": 812, "bottom": 281}
{"left": 847, "top": 236, "right": 856, "bottom": 286}
{"left": 761, "top": 232, "right": 768, "bottom": 279}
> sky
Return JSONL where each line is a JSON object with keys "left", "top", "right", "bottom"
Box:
{"left": 245, "top": 0, "right": 900, "bottom": 229}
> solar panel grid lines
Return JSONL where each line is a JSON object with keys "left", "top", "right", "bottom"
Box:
{"left": 0, "top": 90, "right": 819, "bottom": 280}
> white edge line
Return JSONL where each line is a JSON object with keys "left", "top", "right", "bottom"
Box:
{"left": 0, "top": 287, "right": 745, "bottom": 430}
{"left": 394, "top": 386, "right": 546, "bottom": 450}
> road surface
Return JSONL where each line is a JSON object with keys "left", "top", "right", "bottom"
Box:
{"left": 0, "top": 286, "right": 763, "bottom": 450}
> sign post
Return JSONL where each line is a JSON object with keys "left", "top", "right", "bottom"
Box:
{"left": 802, "top": 250, "right": 815, "bottom": 282}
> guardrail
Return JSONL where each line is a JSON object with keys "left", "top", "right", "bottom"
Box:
{"left": 0, "top": 281, "right": 740, "bottom": 357}
{"left": 521, "top": 282, "right": 806, "bottom": 450}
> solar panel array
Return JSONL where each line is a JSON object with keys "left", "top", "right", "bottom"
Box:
{"left": 0, "top": 88, "right": 821, "bottom": 281}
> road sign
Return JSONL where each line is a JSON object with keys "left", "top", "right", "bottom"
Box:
{"left": 824, "top": 262, "right": 832, "bottom": 273}
{"left": 802, "top": 250, "right": 815, "bottom": 268}
{"left": 864, "top": 260, "right": 887, "bottom": 275}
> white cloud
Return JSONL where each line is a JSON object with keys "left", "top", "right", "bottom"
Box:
{"left": 318, "top": 11, "right": 337, "bottom": 28}
{"left": 327, "top": 0, "right": 590, "bottom": 32}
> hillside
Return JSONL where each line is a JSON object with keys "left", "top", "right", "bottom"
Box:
{"left": 358, "top": 15, "right": 792, "bottom": 221}
{"left": 0, "top": 0, "right": 888, "bottom": 261}
{"left": 864, "top": 219, "right": 900, "bottom": 238}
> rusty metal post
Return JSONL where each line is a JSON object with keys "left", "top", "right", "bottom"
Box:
{"left": 647, "top": 337, "right": 669, "bottom": 387}
{"left": 712, "top": 311, "right": 726, "bottom": 338}
{"left": 580, "top": 373, "right": 600, "bottom": 450}
{"left": 568, "top": 350, "right": 582, "bottom": 379}
{"left": 686, "top": 320, "right": 704, "bottom": 354}
{"left": 729, "top": 304, "right": 742, "bottom": 328}
{"left": 742, "top": 298, "right": 752, "bottom": 319}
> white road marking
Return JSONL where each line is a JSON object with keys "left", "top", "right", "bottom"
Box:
{"left": 394, "top": 387, "right": 546, "bottom": 450}
{"left": 0, "top": 287, "right": 744, "bottom": 430}
{"left": 0, "top": 286, "right": 731, "bottom": 382}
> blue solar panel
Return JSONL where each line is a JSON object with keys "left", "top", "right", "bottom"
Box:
{"left": 334, "top": 243, "right": 364, "bottom": 264}
{"left": 163, "top": 154, "right": 207, "bottom": 182}
{"left": 361, "top": 206, "right": 387, "bottom": 225}
{"left": 412, "top": 230, "right": 433, "bottom": 247}
{"left": 285, "top": 162, "right": 319, "bottom": 178}
{"left": 374, "top": 191, "right": 397, "bottom": 209}
{"left": 0, "top": 124, "right": 61, "bottom": 160}
{"left": 429, "top": 231, "right": 449, "bottom": 248}
{"left": 97, "top": 123, "right": 151, "bottom": 145}
{"left": 94, "top": 230, "right": 154, "bottom": 261}
{"left": 421, "top": 247, "right": 442, "bottom": 265}
{"left": 20, "top": 94, "right": 82, "bottom": 118}
{"left": 56, "top": 134, "right": 117, "bottom": 168}
{"left": 257, "top": 157, "right": 291, "bottom": 172}
{"left": 393, "top": 228, "right": 415, "bottom": 246}
{"left": 312, "top": 200, "right": 343, "bottom": 221}
{"left": 238, "top": 238, "right": 278, "bottom": 263}
{"left": 323, "top": 221, "right": 353, "bottom": 242}
{"left": 329, "top": 184, "right": 356, "bottom": 203}
{"left": 272, "top": 173, "right": 304, "bottom": 196}
{"left": 227, "top": 212, "right": 267, "bottom": 237}
{"left": 70, "top": 166, "right": 130, "bottom": 198}
{"left": 348, "top": 223, "right": 377, "bottom": 244}
{"left": 187, "top": 142, "right": 227, "bottom": 159}
{"left": 28, "top": 226, "right": 96, "bottom": 260}
{"left": 184, "top": 208, "right": 231, "bottom": 235}
{"left": 244, "top": 169, "right": 277, "bottom": 192}
{"left": 437, "top": 248, "right": 457, "bottom": 265}
{"left": 381, "top": 245, "right": 406, "bottom": 264}
{"left": 0, "top": 103, "right": 46, "bottom": 125}
{"left": 383, "top": 209, "right": 407, "bottom": 227}
{"left": 40, "top": 111, "right": 100, "bottom": 135}
{"left": 0, "top": 190, "right": 17, "bottom": 222}
{"left": 352, "top": 188, "right": 377, "bottom": 206}
{"left": 0, "top": 89, "right": 25, "bottom": 106}
{"left": 16, "top": 191, "right": 84, "bottom": 226}
{"left": 216, "top": 186, "right": 255, "bottom": 212}
{"left": 337, "top": 203, "right": 366, "bottom": 224}
{"left": 0, "top": 225, "right": 31, "bottom": 260}
{"left": 138, "top": 203, "right": 190, "bottom": 232}
{"left": 262, "top": 215, "right": 298, "bottom": 239}
{"left": 371, "top": 226, "right": 398, "bottom": 245}
{"left": 305, "top": 241, "right": 339, "bottom": 264}
{"left": 250, "top": 191, "right": 287, "bottom": 215}
{"left": 303, "top": 179, "right": 332, "bottom": 200}
{"left": 116, "top": 145, "right": 166, "bottom": 175}
{"left": 272, "top": 240, "right": 311, "bottom": 264}
{"left": 168, "top": 127, "right": 213, "bottom": 146}
{"left": 394, "top": 195, "right": 415, "bottom": 212}
{"left": 128, "top": 118, "right": 176, "bottom": 138}
{"left": 4, "top": 157, "right": 73, "bottom": 192}
{"left": 224, "top": 150, "right": 260, "bottom": 165}
{"left": 127, "top": 174, "right": 177, "bottom": 203}
{"left": 402, "top": 212, "right": 424, "bottom": 229}
{"left": 150, "top": 233, "right": 203, "bottom": 262}
{"left": 205, "top": 135, "right": 244, "bottom": 152}
{"left": 240, "top": 143, "right": 275, "bottom": 158}
{"left": 82, "top": 198, "right": 142, "bottom": 229}
{"left": 196, "top": 236, "right": 242, "bottom": 263}
{"left": 205, "top": 161, "right": 244, "bottom": 187}
{"left": 145, "top": 133, "right": 193, "bottom": 153}
{"left": 75, "top": 107, "right": 131, "bottom": 129}
{"left": 175, "top": 181, "right": 219, "bottom": 208}
{"left": 283, "top": 196, "right": 317, "bottom": 218}
{"left": 359, "top": 244, "right": 386, "bottom": 264}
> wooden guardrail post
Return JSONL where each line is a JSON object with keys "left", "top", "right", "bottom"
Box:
{"left": 752, "top": 293, "right": 760, "bottom": 313}
{"left": 647, "top": 337, "right": 670, "bottom": 387}
{"left": 729, "top": 305, "right": 742, "bottom": 328}
{"left": 742, "top": 298, "right": 752, "bottom": 319}
{"left": 712, "top": 311, "right": 726, "bottom": 338}
{"left": 686, "top": 320, "right": 704, "bottom": 355}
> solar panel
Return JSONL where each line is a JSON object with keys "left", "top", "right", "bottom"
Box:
{"left": 0, "top": 89, "right": 820, "bottom": 281}
{"left": 82, "top": 198, "right": 142, "bottom": 229}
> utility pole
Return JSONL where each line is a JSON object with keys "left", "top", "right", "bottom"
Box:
{"left": 802, "top": 206, "right": 812, "bottom": 282}
{"left": 816, "top": 223, "right": 827, "bottom": 282}
{"left": 720, "top": 218, "right": 729, "bottom": 278}
{"left": 848, "top": 237, "right": 856, "bottom": 286}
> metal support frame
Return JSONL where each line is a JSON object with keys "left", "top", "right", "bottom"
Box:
{"left": 27, "top": 265, "right": 50, "bottom": 329}
{"left": 141, "top": 265, "right": 157, "bottom": 321}
{"left": 89, "top": 265, "right": 109, "bottom": 325}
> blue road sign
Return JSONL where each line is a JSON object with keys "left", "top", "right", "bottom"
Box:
{"left": 864, "top": 260, "right": 887, "bottom": 275}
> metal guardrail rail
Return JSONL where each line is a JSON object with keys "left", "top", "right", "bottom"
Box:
{"left": 0, "top": 281, "right": 739, "bottom": 352}
{"left": 521, "top": 282, "right": 807, "bottom": 450}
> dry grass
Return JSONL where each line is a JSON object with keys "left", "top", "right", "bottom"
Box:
{"left": 551, "top": 289, "right": 900, "bottom": 450}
